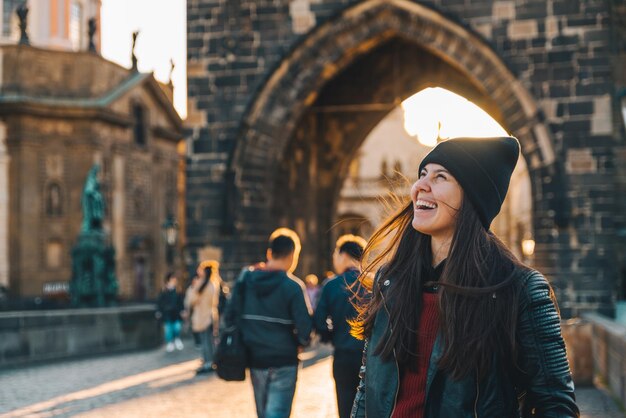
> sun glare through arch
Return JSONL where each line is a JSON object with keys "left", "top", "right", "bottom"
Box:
{"left": 402, "top": 87, "right": 509, "bottom": 147}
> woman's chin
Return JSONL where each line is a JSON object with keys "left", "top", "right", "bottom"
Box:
{"left": 412, "top": 218, "right": 432, "bottom": 235}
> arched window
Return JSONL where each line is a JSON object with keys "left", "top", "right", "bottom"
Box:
{"left": 46, "top": 182, "right": 63, "bottom": 216}
{"left": 133, "top": 104, "right": 147, "bottom": 146}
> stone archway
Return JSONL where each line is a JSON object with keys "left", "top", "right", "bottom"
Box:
{"left": 225, "top": 0, "right": 565, "bottom": 300}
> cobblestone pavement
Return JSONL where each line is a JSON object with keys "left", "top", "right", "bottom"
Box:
{"left": 0, "top": 340, "right": 623, "bottom": 417}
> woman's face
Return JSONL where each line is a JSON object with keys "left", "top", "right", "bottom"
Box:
{"left": 410, "top": 163, "right": 462, "bottom": 240}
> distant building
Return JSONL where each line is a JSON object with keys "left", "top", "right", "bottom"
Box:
{"left": 0, "top": 43, "right": 183, "bottom": 300}
{"left": 1, "top": 0, "right": 100, "bottom": 51}
{"left": 336, "top": 108, "right": 429, "bottom": 240}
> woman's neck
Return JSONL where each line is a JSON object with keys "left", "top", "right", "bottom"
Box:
{"left": 430, "top": 235, "right": 452, "bottom": 267}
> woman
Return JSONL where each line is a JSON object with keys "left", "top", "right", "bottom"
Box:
{"left": 185, "top": 260, "right": 221, "bottom": 375}
{"left": 351, "top": 137, "right": 579, "bottom": 418}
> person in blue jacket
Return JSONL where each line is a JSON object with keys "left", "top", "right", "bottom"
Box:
{"left": 314, "top": 234, "right": 368, "bottom": 418}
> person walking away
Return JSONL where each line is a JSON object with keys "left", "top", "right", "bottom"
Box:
{"left": 225, "top": 228, "right": 313, "bottom": 418}
{"left": 156, "top": 272, "right": 185, "bottom": 352}
{"left": 313, "top": 234, "right": 367, "bottom": 418}
{"left": 351, "top": 137, "right": 578, "bottom": 417}
{"left": 186, "top": 260, "right": 221, "bottom": 375}
{"left": 304, "top": 274, "right": 321, "bottom": 309}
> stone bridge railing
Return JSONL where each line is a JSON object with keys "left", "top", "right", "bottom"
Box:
{"left": 0, "top": 305, "right": 160, "bottom": 368}
{"left": 578, "top": 313, "right": 626, "bottom": 408}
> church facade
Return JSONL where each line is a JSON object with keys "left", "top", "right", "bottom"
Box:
{"left": 0, "top": 44, "right": 184, "bottom": 300}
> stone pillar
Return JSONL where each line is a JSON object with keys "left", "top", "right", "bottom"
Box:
{"left": 112, "top": 155, "right": 126, "bottom": 296}
{"left": 0, "top": 123, "right": 9, "bottom": 288}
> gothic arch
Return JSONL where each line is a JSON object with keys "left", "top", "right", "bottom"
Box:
{"left": 226, "top": 0, "right": 562, "bottom": 277}
{"left": 234, "top": 0, "right": 555, "bottom": 176}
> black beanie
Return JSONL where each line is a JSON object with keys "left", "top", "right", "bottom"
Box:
{"left": 418, "top": 136, "right": 520, "bottom": 230}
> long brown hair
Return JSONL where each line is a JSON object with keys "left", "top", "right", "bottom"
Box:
{"left": 352, "top": 195, "right": 525, "bottom": 380}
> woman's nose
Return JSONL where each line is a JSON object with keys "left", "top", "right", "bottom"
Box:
{"left": 411, "top": 177, "right": 429, "bottom": 200}
{"left": 415, "top": 176, "right": 431, "bottom": 191}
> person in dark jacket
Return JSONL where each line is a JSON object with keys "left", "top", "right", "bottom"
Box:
{"left": 314, "top": 234, "right": 367, "bottom": 418}
{"left": 226, "top": 227, "right": 313, "bottom": 418}
{"left": 351, "top": 137, "right": 579, "bottom": 418}
{"left": 156, "top": 272, "right": 185, "bottom": 352}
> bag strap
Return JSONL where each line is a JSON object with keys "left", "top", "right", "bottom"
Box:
{"left": 233, "top": 268, "right": 249, "bottom": 327}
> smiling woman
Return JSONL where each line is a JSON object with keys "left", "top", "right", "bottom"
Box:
{"left": 351, "top": 136, "right": 579, "bottom": 418}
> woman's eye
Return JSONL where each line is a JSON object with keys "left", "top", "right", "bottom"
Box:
{"left": 419, "top": 171, "right": 426, "bottom": 178}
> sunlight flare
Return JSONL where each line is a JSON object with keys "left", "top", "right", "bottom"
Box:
{"left": 402, "top": 87, "right": 509, "bottom": 147}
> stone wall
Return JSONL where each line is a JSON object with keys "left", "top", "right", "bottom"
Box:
{"left": 584, "top": 312, "right": 626, "bottom": 407}
{"left": 186, "top": 0, "right": 625, "bottom": 316}
{"left": 0, "top": 305, "right": 160, "bottom": 368}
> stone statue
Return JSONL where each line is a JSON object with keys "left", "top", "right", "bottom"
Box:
{"left": 17, "top": 4, "right": 30, "bottom": 45}
{"left": 131, "top": 31, "right": 139, "bottom": 70}
{"left": 71, "top": 164, "right": 118, "bottom": 307}
{"left": 88, "top": 18, "right": 97, "bottom": 52}
{"left": 81, "top": 165, "right": 105, "bottom": 232}
{"left": 168, "top": 59, "right": 175, "bottom": 86}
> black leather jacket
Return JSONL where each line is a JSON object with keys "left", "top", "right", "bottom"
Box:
{"left": 351, "top": 268, "right": 579, "bottom": 418}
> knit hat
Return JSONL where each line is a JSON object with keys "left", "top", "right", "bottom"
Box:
{"left": 418, "top": 136, "right": 520, "bottom": 230}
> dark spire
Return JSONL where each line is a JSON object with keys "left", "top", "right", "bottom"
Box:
{"left": 131, "top": 31, "right": 139, "bottom": 71}
{"left": 16, "top": 4, "right": 30, "bottom": 46}
{"left": 88, "top": 17, "right": 98, "bottom": 53}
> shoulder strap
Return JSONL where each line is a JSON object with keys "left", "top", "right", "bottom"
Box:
{"left": 234, "top": 268, "right": 249, "bottom": 320}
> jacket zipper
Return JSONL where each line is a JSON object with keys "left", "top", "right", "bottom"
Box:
{"left": 380, "top": 288, "right": 400, "bottom": 418}
{"left": 474, "top": 373, "right": 479, "bottom": 418}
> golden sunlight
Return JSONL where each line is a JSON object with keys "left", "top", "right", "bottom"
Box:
{"left": 401, "top": 87, "right": 509, "bottom": 147}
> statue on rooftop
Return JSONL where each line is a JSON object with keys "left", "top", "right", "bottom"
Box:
{"left": 168, "top": 59, "right": 175, "bottom": 86}
{"left": 88, "top": 18, "right": 97, "bottom": 52}
{"left": 16, "top": 4, "right": 30, "bottom": 45}
{"left": 131, "top": 31, "right": 139, "bottom": 70}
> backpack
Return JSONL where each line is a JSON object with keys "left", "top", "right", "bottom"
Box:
{"left": 214, "top": 270, "right": 249, "bottom": 381}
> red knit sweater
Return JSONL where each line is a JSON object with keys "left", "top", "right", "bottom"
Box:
{"left": 391, "top": 290, "right": 440, "bottom": 418}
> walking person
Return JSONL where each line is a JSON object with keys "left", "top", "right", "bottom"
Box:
{"left": 313, "top": 234, "right": 367, "bottom": 418}
{"left": 351, "top": 137, "right": 579, "bottom": 417}
{"left": 156, "top": 272, "right": 185, "bottom": 352}
{"left": 304, "top": 274, "right": 321, "bottom": 309}
{"left": 225, "top": 228, "right": 313, "bottom": 418}
{"left": 185, "top": 260, "right": 221, "bottom": 375}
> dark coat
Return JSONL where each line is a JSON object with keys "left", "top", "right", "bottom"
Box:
{"left": 313, "top": 268, "right": 365, "bottom": 353}
{"left": 226, "top": 268, "right": 313, "bottom": 369}
{"left": 157, "top": 287, "right": 184, "bottom": 322}
{"left": 351, "top": 267, "right": 579, "bottom": 418}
